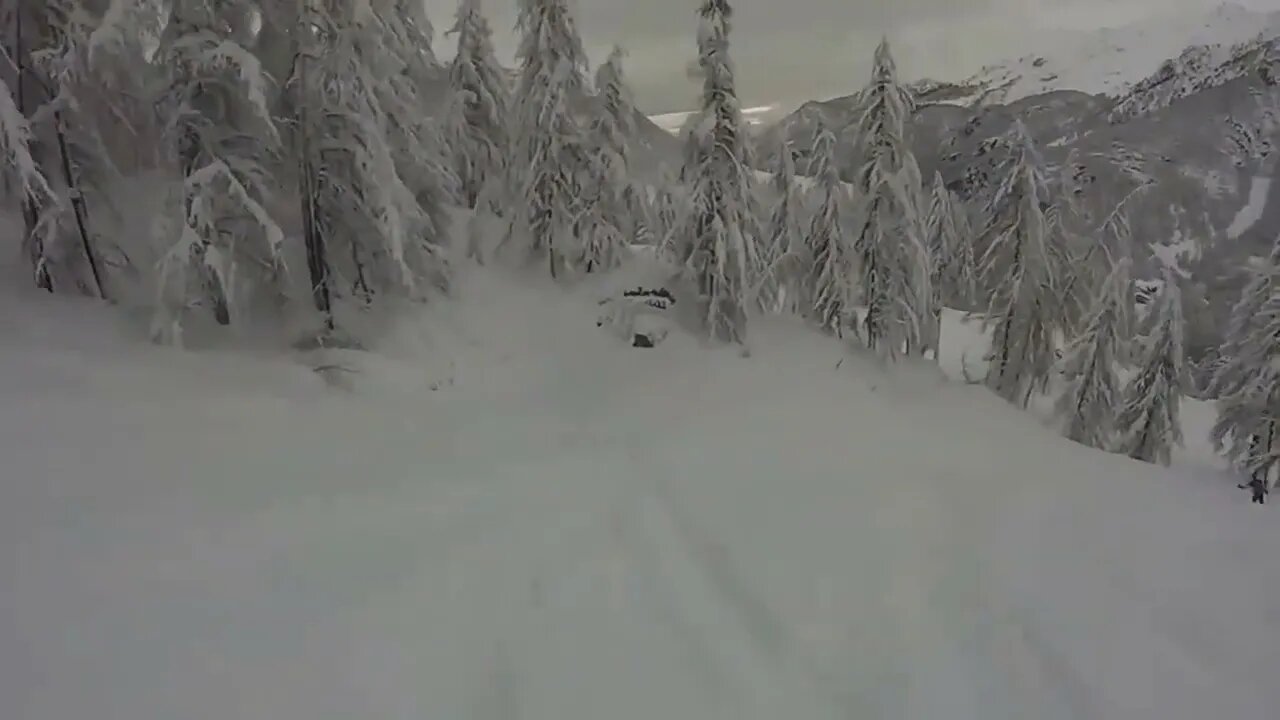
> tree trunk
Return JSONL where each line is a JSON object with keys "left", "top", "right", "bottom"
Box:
{"left": 294, "top": 4, "right": 333, "bottom": 331}
{"left": 52, "top": 111, "right": 106, "bottom": 300}
{"left": 14, "top": 7, "right": 51, "bottom": 292}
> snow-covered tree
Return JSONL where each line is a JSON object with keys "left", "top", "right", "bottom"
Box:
{"left": 673, "top": 0, "right": 757, "bottom": 344}
{"left": 512, "top": 0, "right": 589, "bottom": 278}
{"left": 578, "top": 46, "right": 634, "bottom": 272}
{"left": 23, "top": 0, "right": 133, "bottom": 300}
{"left": 1212, "top": 292, "right": 1280, "bottom": 503}
{"left": 0, "top": 78, "right": 48, "bottom": 206}
{"left": 365, "top": 0, "right": 455, "bottom": 258}
{"left": 446, "top": 0, "right": 509, "bottom": 209}
{"left": 287, "top": 0, "right": 450, "bottom": 329}
{"left": 850, "top": 39, "right": 930, "bottom": 359}
{"left": 653, "top": 165, "right": 684, "bottom": 251}
{"left": 1117, "top": 266, "right": 1186, "bottom": 465}
{"left": 1210, "top": 234, "right": 1280, "bottom": 502}
{"left": 758, "top": 132, "right": 806, "bottom": 314}
{"left": 150, "top": 0, "right": 286, "bottom": 343}
{"left": 924, "top": 171, "right": 975, "bottom": 355}
{"left": 980, "top": 123, "right": 1069, "bottom": 407}
{"left": 3, "top": 0, "right": 56, "bottom": 292}
{"left": 803, "top": 124, "right": 854, "bottom": 335}
{"left": 1058, "top": 183, "right": 1147, "bottom": 335}
{"left": 1208, "top": 237, "right": 1280, "bottom": 398}
{"left": 1055, "top": 257, "right": 1132, "bottom": 450}
{"left": 3, "top": 0, "right": 176, "bottom": 302}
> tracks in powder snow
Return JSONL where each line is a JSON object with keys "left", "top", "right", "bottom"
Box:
{"left": 615, "top": 481, "right": 843, "bottom": 719}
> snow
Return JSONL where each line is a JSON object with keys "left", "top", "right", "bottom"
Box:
{"left": 1151, "top": 225, "right": 1200, "bottom": 273}
{"left": 956, "top": 2, "right": 1280, "bottom": 106}
{"left": 649, "top": 105, "right": 780, "bottom": 135}
{"left": 1226, "top": 176, "right": 1272, "bottom": 240}
{"left": 3, "top": 267, "right": 1280, "bottom": 720}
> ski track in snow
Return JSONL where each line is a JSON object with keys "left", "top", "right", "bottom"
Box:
{"left": 4, "top": 273, "right": 1280, "bottom": 720}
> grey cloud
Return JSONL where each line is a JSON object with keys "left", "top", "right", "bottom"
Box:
{"left": 424, "top": 0, "right": 1244, "bottom": 115}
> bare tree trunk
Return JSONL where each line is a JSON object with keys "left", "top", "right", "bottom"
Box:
{"left": 295, "top": 1, "right": 333, "bottom": 330}
{"left": 52, "top": 111, "right": 106, "bottom": 299}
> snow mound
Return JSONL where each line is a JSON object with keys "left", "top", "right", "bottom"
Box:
{"left": 2, "top": 272, "right": 1279, "bottom": 720}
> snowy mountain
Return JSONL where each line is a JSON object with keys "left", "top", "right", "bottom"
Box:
{"left": 935, "top": 2, "right": 1280, "bottom": 107}
{"left": 764, "top": 11, "right": 1280, "bottom": 363}
{"left": 3, "top": 256, "right": 1279, "bottom": 720}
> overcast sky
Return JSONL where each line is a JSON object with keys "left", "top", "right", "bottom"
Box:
{"left": 424, "top": 0, "right": 1273, "bottom": 115}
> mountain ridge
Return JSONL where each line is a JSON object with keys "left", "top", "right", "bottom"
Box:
{"left": 755, "top": 9, "right": 1279, "bottom": 364}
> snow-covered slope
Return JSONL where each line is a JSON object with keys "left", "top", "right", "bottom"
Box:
{"left": 3, "top": 266, "right": 1278, "bottom": 720}
{"left": 948, "top": 2, "right": 1280, "bottom": 107}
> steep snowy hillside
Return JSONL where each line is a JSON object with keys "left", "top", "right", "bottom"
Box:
{"left": 954, "top": 2, "right": 1280, "bottom": 107}
{"left": 767, "top": 21, "right": 1279, "bottom": 362}
{"left": 3, "top": 263, "right": 1278, "bottom": 720}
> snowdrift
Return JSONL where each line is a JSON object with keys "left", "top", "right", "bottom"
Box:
{"left": 2, "top": 265, "right": 1278, "bottom": 720}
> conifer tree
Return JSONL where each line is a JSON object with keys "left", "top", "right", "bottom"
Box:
{"left": 1055, "top": 257, "right": 1132, "bottom": 450}
{"left": 850, "top": 39, "right": 930, "bottom": 358}
{"left": 368, "top": 0, "right": 455, "bottom": 259}
{"left": 579, "top": 46, "right": 634, "bottom": 272}
{"left": 21, "top": 0, "right": 113, "bottom": 299}
{"left": 924, "top": 171, "right": 975, "bottom": 354}
{"left": 1117, "top": 265, "right": 1187, "bottom": 465}
{"left": 0, "top": 23, "right": 53, "bottom": 288}
{"left": 1211, "top": 234, "right": 1280, "bottom": 503}
{"left": 289, "top": 0, "right": 451, "bottom": 326}
{"left": 150, "top": 0, "right": 285, "bottom": 343}
{"left": 804, "top": 124, "right": 854, "bottom": 335}
{"left": 674, "top": 0, "right": 756, "bottom": 344}
{"left": 1208, "top": 237, "right": 1280, "bottom": 398}
{"left": 980, "top": 122, "right": 1068, "bottom": 406}
{"left": 759, "top": 132, "right": 806, "bottom": 314}
{"left": 513, "top": 0, "right": 589, "bottom": 278}
{"left": 446, "top": 0, "right": 510, "bottom": 209}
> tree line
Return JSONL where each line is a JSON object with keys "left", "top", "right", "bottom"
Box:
{"left": 2, "top": 0, "right": 1276, "bottom": 499}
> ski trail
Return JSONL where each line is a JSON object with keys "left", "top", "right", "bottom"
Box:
{"left": 621, "top": 481, "right": 844, "bottom": 720}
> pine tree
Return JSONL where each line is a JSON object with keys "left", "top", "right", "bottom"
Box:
{"left": 446, "top": 0, "right": 510, "bottom": 210}
{"left": 0, "top": 76, "right": 48, "bottom": 207}
{"left": 150, "top": 0, "right": 286, "bottom": 343}
{"left": 1211, "top": 234, "right": 1280, "bottom": 503}
{"left": 850, "top": 39, "right": 930, "bottom": 359}
{"left": 4, "top": 0, "right": 55, "bottom": 292}
{"left": 1055, "top": 257, "right": 1132, "bottom": 450}
{"left": 367, "top": 0, "right": 455, "bottom": 264}
{"left": 924, "top": 171, "right": 975, "bottom": 355}
{"left": 0, "top": 0, "right": 52, "bottom": 254}
{"left": 513, "top": 0, "right": 589, "bottom": 278}
{"left": 759, "top": 132, "right": 806, "bottom": 314}
{"left": 674, "top": 0, "right": 756, "bottom": 344}
{"left": 1208, "top": 237, "right": 1280, "bottom": 398}
{"left": 288, "top": 0, "right": 333, "bottom": 328}
{"left": 804, "top": 124, "right": 854, "bottom": 335}
{"left": 289, "top": 0, "right": 450, "bottom": 325}
{"left": 653, "top": 165, "right": 684, "bottom": 252}
{"left": 578, "top": 46, "right": 634, "bottom": 273}
{"left": 980, "top": 122, "right": 1068, "bottom": 406}
{"left": 1117, "top": 265, "right": 1187, "bottom": 465}
{"left": 21, "top": 0, "right": 112, "bottom": 299}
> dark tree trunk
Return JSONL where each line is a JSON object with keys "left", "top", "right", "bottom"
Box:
{"left": 293, "top": 10, "right": 333, "bottom": 330}
{"left": 13, "top": 7, "right": 51, "bottom": 292}
{"left": 52, "top": 112, "right": 106, "bottom": 300}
